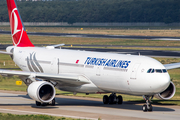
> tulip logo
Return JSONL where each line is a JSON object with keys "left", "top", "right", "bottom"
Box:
{"left": 10, "top": 8, "right": 23, "bottom": 46}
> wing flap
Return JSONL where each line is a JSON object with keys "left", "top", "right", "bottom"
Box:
{"left": 0, "top": 69, "right": 90, "bottom": 86}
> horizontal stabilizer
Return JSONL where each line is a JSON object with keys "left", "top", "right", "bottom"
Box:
{"left": 52, "top": 43, "right": 65, "bottom": 48}
{"left": 0, "top": 51, "right": 13, "bottom": 55}
{"left": 46, "top": 44, "right": 65, "bottom": 49}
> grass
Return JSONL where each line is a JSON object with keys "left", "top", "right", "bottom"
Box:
{"left": 154, "top": 57, "right": 180, "bottom": 64}
{"left": 0, "top": 54, "right": 19, "bottom": 69}
{"left": 0, "top": 76, "right": 26, "bottom": 91}
{"left": 1, "top": 26, "right": 180, "bottom": 37}
{"left": 0, "top": 113, "right": 85, "bottom": 120}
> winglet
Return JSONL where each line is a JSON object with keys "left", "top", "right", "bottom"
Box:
{"left": 6, "top": 0, "right": 34, "bottom": 47}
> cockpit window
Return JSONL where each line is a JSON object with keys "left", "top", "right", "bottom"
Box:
{"left": 147, "top": 68, "right": 167, "bottom": 73}
{"left": 162, "top": 69, "right": 167, "bottom": 73}
{"left": 155, "top": 69, "right": 162, "bottom": 73}
{"left": 147, "top": 69, "right": 152, "bottom": 73}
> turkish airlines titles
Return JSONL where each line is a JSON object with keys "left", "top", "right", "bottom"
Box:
{"left": 84, "top": 57, "right": 131, "bottom": 68}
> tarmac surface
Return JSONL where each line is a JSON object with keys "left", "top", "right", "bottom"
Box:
{"left": 0, "top": 91, "right": 180, "bottom": 120}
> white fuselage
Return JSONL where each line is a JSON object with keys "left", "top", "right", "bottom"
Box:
{"left": 7, "top": 46, "right": 170, "bottom": 96}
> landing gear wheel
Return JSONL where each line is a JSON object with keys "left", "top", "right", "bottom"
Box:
{"left": 108, "top": 95, "right": 114, "bottom": 104}
{"left": 51, "top": 98, "right": 56, "bottom": 106}
{"left": 103, "top": 95, "right": 109, "bottom": 104}
{"left": 148, "top": 104, "right": 152, "bottom": 111}
{"left": 36, "top": 101, "right": 41, "bottom": 106}
{"left": 142, "top": 95, "right": 153, "bottom": 112}
{"left": 142, "top": 104, "right": 147, "bottom": 112}
{"left": 109, "top": 93, "right": 117, "bottom": 104}
{"left": 102, "top": 93, "right": 123, "bottom": 105}
{"left": 117, "top": 95, "right": 123, "bottom": 104}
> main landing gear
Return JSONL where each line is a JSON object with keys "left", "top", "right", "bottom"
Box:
{"left": 142, "top": 96, "right": 153, "bottom": 112}
{"left": 35, "top": 98, "right": 56, "bottom": 106}
{"left": 103, "top": 93, "right": 123, "bottom": 104}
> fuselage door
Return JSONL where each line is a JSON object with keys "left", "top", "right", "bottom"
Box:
{"left": 130, "top": 63, "right": 140, "bottom": 80}
{"left": 50, "top": 57, "right": 58, "bottom": 74}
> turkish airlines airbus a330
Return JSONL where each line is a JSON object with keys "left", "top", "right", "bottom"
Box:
{"left": 0, "top": 0, "right": 179, "bottom": 112}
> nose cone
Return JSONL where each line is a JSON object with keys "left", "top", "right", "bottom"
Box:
{"left": 153, "top": 73, "right": 171, "bottom": 93}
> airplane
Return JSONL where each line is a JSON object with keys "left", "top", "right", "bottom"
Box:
{"left": 0, "top": 0, "right": 178, "bottom": 112}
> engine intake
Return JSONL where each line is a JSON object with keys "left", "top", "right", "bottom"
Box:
{"left": 154, "top": 81, "right": 176, "bottom": 100}
{"left": 27, "top": 81, "right": 55, "bottom": 103}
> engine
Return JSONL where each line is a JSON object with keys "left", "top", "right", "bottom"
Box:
{"left": 27, "top": 81, "right": 56, "bottom": 103}
{"left": 154, "top": 81, "right": 176, "bottom": 100}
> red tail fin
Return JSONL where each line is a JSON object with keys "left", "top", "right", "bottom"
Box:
{"left": 6, "top": 0, "right": 34, "bottom": 47}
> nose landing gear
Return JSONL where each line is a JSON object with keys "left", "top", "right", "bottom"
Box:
{"left": 103, "top": 93, "right": 123, "bottom": 105}
{"left": 142, "top": 95, "right": 153, "bottom": 112}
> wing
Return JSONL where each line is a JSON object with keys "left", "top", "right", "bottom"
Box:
{"left": 0, "top": 69, "right": 90, "bottom": 86}
{"left": 164, "top": 62, "right": 180, "bottom": 70}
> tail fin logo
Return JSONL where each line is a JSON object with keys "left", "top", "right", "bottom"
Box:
{"left": 10, "top": 8, "right": 23, "bottom": 46}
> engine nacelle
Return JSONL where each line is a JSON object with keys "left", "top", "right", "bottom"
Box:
{"left": 154, "top": 81, "right": 176, "bottom": 100}
{"left": 27, "top": 81, "right": 56, "bottom": 103}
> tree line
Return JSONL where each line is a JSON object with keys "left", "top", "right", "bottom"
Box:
{"left": 0, "top": 0, "right": 179, "bottom": 24}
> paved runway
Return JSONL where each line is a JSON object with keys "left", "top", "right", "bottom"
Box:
{"left": 1, "top": 30, "right": 180, "bottom": 40}
{"left": 0, "top": 91, "right": 180, "bottom": 120}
